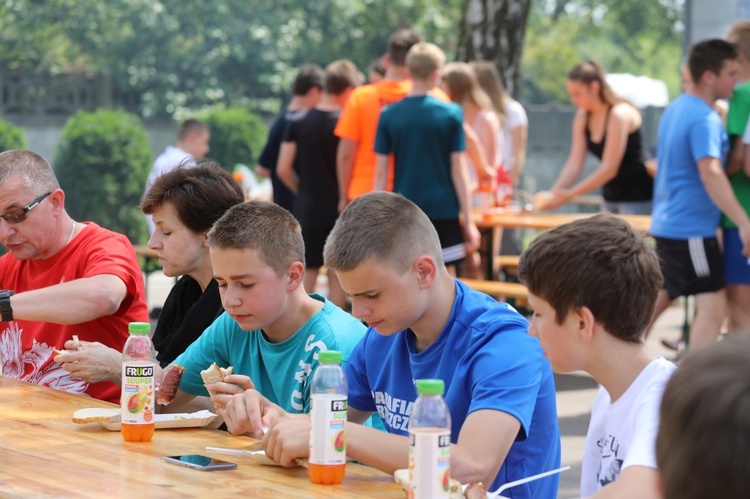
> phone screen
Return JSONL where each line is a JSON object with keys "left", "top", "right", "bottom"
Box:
{"left": 164, "top": 454, "right": 237, "bottom": 471}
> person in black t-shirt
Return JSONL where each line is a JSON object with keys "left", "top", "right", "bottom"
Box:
{"left": 255, "top": 65, "right": 324, "bottom": 212}
{"left": 277, "top": 60, "right": 364, "bottom": 309}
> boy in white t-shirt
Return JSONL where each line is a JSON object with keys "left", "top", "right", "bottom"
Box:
{"left": 518, "top": 213, "right": 676, "bottom": 498}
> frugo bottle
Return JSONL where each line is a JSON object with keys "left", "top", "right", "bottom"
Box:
{"left": 409, "top": 379, "right": 452, "bottom": 499}
{"left": 309, "top": 350, "right": 348, "bottom": 485}
{"left": 121, "top": 322, "right": 156, "bottom": 442}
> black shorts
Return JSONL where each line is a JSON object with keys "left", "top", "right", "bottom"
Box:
{"left": 302, "top": 225, "right": 334, "bottom": 269}
{"left": 654, "top": 236, "right": 724, "bottom": 299}
{"left": 430, "top": 218, "right": 466, "bottom": 265}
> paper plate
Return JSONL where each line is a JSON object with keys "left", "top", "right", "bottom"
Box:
{"left": 99, "top": 410, "right": 217, "bottom": 431}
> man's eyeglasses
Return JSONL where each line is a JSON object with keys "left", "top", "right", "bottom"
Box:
{"left": 0, "top": 192, "right": 52, "bottom": 224}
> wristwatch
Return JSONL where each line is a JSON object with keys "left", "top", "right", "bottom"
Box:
{"left": 0, "top": 290, "right": 14, "bottom": 322}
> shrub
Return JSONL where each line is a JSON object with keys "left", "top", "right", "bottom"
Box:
{"left": 0, "top": 119, "right": 28, "bottom": 151}
{"left": 54, "top": 109, "right": 151, "bottom": 244}
{"left": 199, "top": 106, "right": 267, "bottom": 170}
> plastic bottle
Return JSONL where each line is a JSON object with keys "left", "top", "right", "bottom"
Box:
{"left": 496, "top": 165, "right": 514, "bottom": 207}
{"left": 308, "top": 350, "right": 348, "bottom": 485}
{"left": 409, "top": 379, "right": 452, "bottom": 499}
{"left": 121, "top": 322, "right": 156, "bottom": 442}
{"left": 479, "top": 175, "right": 495, "bottom": 220}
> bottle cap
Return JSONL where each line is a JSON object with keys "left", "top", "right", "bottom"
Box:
{"left": 318, "top": 350, "right": 343, "bottom": 364}
{"left": 128, "top": 322, "right": 150, "bottom": 335}
{"left": 416, "top": 379, "right": 445, "bottom": 395}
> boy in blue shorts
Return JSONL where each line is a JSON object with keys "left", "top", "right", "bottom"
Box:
{"left": 162, "top": 201, "right": 366, "bottom": 417}
{"left": 374, "top": 42, "right": 480, "bottom": 272}
{"left": 222, "top": 192, "right": 560, "bottom": 498}
{"left": 519, "top": 214, "right": 676, "bottom": 498}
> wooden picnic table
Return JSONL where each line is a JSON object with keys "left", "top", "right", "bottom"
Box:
{"left": 0, "top": 377, "right": 402, "bottom": 497}
{"left": 472, "top": 209, "right": 652, "bottom": 280}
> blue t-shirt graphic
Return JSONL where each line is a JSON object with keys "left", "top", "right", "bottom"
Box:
{"left": 345, "top": 280, "right": 561, "bottom": 498}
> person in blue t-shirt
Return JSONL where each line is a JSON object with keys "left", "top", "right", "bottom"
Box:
{"left": 374, "top": 42, "right": 480, "bottom": 273}
{"left": 161, "top": 201, "right": 366, "bottom": 418}
{"left": 222, "top": 192, "right": 561, "bottom": 498}
{"left": 649, "top": 39, "right": 750, "bottom": 351}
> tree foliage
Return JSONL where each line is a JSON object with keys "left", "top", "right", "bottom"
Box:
{"left": 522, "top": 0, "right": 684, "bottom": 103}
{"left": 54, "top": 109, "right": 151, "bottom": 244}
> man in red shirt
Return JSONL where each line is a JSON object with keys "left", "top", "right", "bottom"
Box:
{"left": 0, "top": 150, "right": 148, "bottom": 403}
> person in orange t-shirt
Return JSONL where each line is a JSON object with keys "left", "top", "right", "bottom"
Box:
{"left": 335, "top": 29, "right": 492, "bottom": 213}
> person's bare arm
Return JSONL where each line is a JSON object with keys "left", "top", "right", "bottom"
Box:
{"left": 337, "top": 139, "right": 357, "bottom": 212}
{"left": 374, "top": 153, "right": 389, "bottom": 191}
{"left": 451, "top": 152, "right": 480, "bottom": 251}
{"left": 726, "top": 136, "right": 744, "bottom": 175}
{"left": 510, "top": 124, "right": 528, "bottom": 184}
{"left": 588, "top": 466, "right": 661, "bottom": 499}
{"left": 551, "top": 110, "right": 588, "bottom": 191}
{"left": 464, "top": 122, "right": 495, "bottom": 182}
{"left": 255, "top": 164, "right": 270, "bottom": 178}
{"left": 698, "top": 156, "right": 750, "bottom": 255}
{"left": 9, "top": 274, "right": 127, "bottom": 325}
{"left": 276, "top": 142, "right": 299, "bottom": 193}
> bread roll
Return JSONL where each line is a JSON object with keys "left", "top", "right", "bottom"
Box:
{"left": 200, "top": 363, "right": 233, "bottom": 408}
{"left": 72, "top": 407, "right": 121, "bottom": 424}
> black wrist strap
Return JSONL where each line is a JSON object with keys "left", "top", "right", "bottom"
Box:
{"left": 0, "top": 290, "right": 14, "bottom": 322}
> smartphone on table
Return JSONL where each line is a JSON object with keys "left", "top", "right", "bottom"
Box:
{"left": 164, "top": 454, "right": 237, "bottom": 471}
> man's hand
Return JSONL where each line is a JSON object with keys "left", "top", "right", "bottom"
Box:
{"left": 54, "top": 341, "right": 121, "bottom": 384}
{"left": 739, "top": 224, "right": 750, "bottom": 257}
{"left": 217, "top": 389, "right": 286, "bottom": 437}
{"left": 262, "top": 414, "right": 311, "bottom": 467}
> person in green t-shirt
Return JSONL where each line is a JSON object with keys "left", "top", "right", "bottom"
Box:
{"left": 723, "top": 21, "right": 750, "bottom": 332}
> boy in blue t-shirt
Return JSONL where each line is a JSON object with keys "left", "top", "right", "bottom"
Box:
{"left": 162, "top": 201, "right": 366, "bottom": 418}
{"left": 223, "top": 192, "right": 561, "bottom": 498}
{"left": 374, "top": 42, "right": 480, "bottom": 272}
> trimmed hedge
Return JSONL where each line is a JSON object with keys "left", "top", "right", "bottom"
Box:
{"left": 54, "top": 109, "right": 151, "bottom": 244}
{"left": 0, "top": 119, "right": 28, "bottom": 151}
{"left": 199, "top": 106, "right": 267, "bottom": 170}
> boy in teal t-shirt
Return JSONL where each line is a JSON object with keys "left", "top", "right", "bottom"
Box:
{"left": 373, "top": 42, "right": 480, "bottom": 273}
{"left": 162, "top": 201, "right": 366, "bottom": 428}
{"left": 723, "top": 21, "right": 750, "bottom": 331}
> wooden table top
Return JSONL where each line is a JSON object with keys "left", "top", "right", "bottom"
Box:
{"left": 475, "top": 209, "right": 651, "bottom": 232}
{"left": 0, "top": 377, "right": 403, "bottom": 497}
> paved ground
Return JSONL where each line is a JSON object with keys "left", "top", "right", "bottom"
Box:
{"left": 144, "top": 271, "right": 684, "bottom": 499}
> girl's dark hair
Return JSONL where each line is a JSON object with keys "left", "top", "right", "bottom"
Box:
{"left": 141, "top": 160, "right": 244, "bottom": 234}
{"left": 568, "top": 60, "right": 626, "bottom": 107}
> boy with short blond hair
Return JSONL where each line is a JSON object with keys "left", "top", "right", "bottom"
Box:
{"left": 222, "top": 192, "right": 560, "bottom": 497}
{"left": 374, "top": 42, "right": 479, "bottom": 270}
{"left": 164, "top": 201, "right": 366, "bottom": 415}
{"left": 518, "top": 213, "right": 676, "bottom": 498}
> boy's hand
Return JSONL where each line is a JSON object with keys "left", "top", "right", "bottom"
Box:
{"left": 463, "top": 221, "right": 481, "bottom": 253}
{"left": 207, "top": 374, "right": 255, "bottom": 408}
{"left": 217, "top": 388, "right": 286, "bottom": 437}
{"left": 262, "top": 414, "right": 311, "bottom": 467}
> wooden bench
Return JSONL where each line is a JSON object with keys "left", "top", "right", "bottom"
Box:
{"left": 494, "top": 255, "right": 521, "bottom": 274}
{"left": 459, "top": 278, "right": 528, "bottom": 305}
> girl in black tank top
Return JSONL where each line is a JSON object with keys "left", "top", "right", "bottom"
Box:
{"left": 540, "top": 60, "right": 653, "bottom": 214}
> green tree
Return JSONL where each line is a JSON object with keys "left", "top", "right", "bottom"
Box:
{"left": 522, "top": 0, "right": 684, "bottom": 103}
{"left": 54, "top": 109, "right": 151, "bottom": 244}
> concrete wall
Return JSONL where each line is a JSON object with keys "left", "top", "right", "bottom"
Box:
{"left": 686, "top": 0, "right": 750, "bottom": 44}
